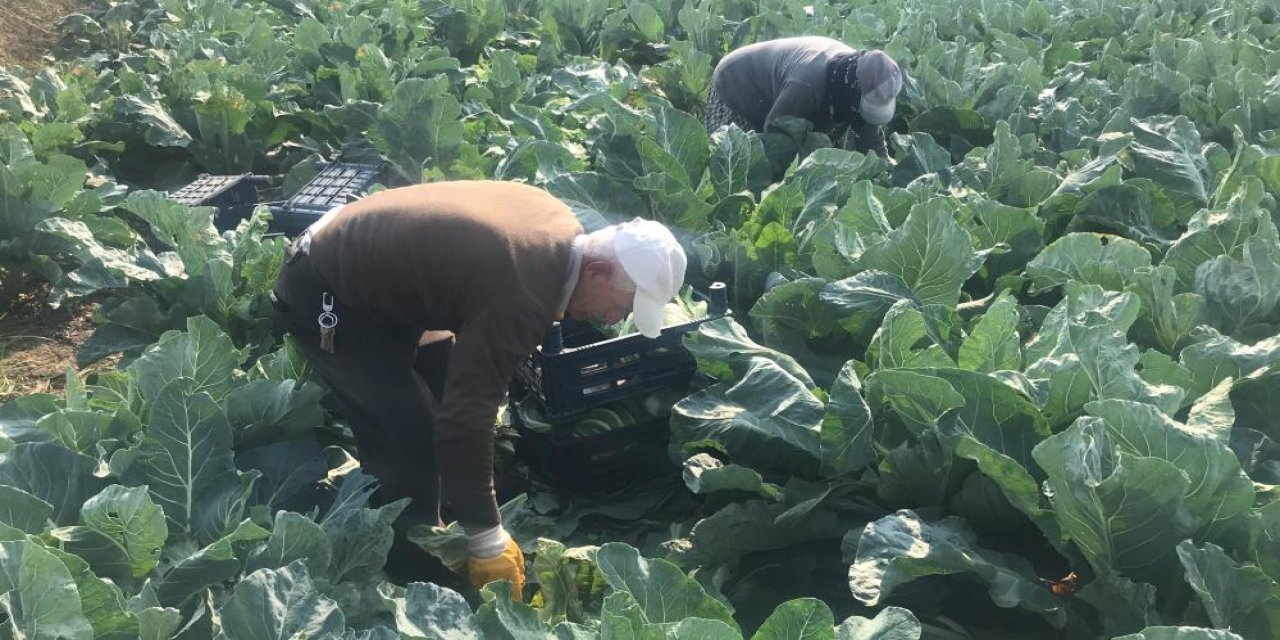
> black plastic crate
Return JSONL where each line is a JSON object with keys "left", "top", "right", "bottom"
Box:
{"left": 512, "top": 282, "right": 729, "bottom": 421}
{"left": 168, "top": 173, "right": 265, "bottom": 232}
{"left": 510, "top": 397, "right": 678, "bottom": 495}
{"left": 268, "top": 162, "right": 384, "bottom": 237}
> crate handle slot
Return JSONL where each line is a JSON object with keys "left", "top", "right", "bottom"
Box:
{"left": 615, "top": 353, "right": 642, "bottom": 366}
{"left": 579, "top": 377, "right": 635, "bottom": 396}
{"left": 581, "top": 382, "right": 612, "bottom": 396}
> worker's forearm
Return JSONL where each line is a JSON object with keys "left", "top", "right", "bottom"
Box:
{"left": 434, "top": 418, "right": 501, "bottom": 529}
{"left": 851, "top": 121, "right": 889, "bottom": 158}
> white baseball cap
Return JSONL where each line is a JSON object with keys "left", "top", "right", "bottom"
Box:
{"left": 856, "top": 50, "right": 904, "bottom": 126}
{"left": 611, "top": 218, "right": 687, "bottom": 338}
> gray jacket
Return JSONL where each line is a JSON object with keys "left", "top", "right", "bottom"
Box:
{"left": 712, "top": 36, "right": 851, "bottom": 130}
{"left": 711, "top": 36, "right": 889, "bottom": 157}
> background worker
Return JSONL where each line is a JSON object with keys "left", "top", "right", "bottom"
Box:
{"left": 270, "top": 180, "right": 687, "bottom": 598}
{"left": 705, "top": 35, "right": 905, "bottom": 159}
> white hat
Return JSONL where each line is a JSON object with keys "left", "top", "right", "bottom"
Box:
{"left": 856, "top": 50, "right": 904, "bottom": 126}
{"left": 612, "top": 218, "right": 687, "bottom": 338}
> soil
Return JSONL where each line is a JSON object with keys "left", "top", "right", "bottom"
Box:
{"left": 0, "top": 282, "right": 115, "bottom": 403}
{"left": 0, "top": 0, "right": 104, "bottom": 400}
{"left": 0, "top": 0, "right": 80, "bottom": 68}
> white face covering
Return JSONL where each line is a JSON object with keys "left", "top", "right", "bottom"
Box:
{"left": 856, "top": 50, "right": 904, "bottom": 126}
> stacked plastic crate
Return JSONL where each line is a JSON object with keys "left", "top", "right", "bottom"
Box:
{"left": 509, "top": 282, "right": 730, "bottom": 495}
{"left": 267, "top": 163, "right": 384, "bottom": 237}
{"left": 166, "top": 162, "right": 384, "bottom": 238}
{"left": 166, "top": 173, "right": 267, "bottom": 232}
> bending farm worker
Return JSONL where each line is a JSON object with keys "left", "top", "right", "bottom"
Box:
{"left": 705, "top": 36, "right": 905, "bottom": 159}
{"left": 269, "top": 180, "right": 687, "bottom": 599}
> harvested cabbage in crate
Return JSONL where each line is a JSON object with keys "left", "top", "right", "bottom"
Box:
{"left": 517, "top": 387, "right": 686, "bottom": 438}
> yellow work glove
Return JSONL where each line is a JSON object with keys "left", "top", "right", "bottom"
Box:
{"left": 465, "top": 526, "right": 525, "bottom": 600}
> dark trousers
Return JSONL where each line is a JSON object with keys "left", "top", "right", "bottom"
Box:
{"left": 270, "top": 242, "right": 458, "bottom": 586}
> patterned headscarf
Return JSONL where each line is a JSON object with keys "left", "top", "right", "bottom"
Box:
{"left": 826, "top": 50, "right": 865, "bottom": 124}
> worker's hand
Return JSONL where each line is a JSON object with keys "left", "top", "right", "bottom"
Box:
{"left": 465, "top": 526, "right": 525, "bottom": 600}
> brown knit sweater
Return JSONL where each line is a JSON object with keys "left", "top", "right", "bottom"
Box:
{"left": 308, "top": 180, "right": 582, "bottom": 528}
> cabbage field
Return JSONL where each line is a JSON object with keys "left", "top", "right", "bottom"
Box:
{"left": 2, "top": 0, "right": 1280, "bottom": 638}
